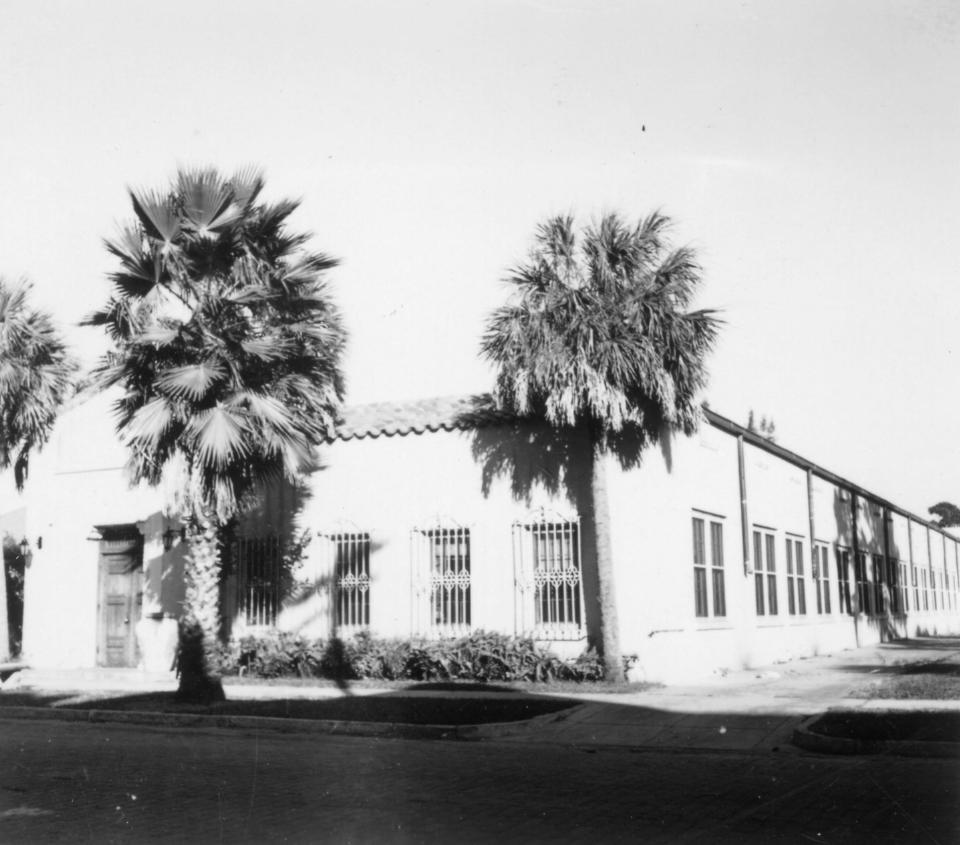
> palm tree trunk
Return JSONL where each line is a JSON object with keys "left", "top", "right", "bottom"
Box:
{"left": 177, "top": 511, "right": 226, "bottom": 703}
{"left": 589, "top": 436, "right": 623, "bottom": 682}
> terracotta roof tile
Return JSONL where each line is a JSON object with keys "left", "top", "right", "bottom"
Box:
{"left": 331, "top": 393, "right": 514, "bottom": 441}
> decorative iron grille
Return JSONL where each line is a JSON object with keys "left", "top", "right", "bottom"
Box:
{"left": 513, "top": 510, "right": 584, "bottom": 640}
{"left": 329, "top": 532, "right": 371, "bottom": 630}
{"left": 234, "top": 536, "right": 281, "bottom": 627}
{"left": 411, "top": 523, "right": 471, "bottom": 635}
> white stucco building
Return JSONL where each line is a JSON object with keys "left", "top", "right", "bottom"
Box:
{"left": 2, "top": 390, "right": 958, "bottom": 682}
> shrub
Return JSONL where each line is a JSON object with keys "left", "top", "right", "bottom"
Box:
{"left": 211, "top": 629, "right": 608, "bottom": 683}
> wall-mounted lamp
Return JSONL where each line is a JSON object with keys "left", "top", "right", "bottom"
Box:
{"left": 162, "top": 528, "right": 177, "bottom": 552}
{"left": 18, "top": 536, "right": 38, "bottom": 563}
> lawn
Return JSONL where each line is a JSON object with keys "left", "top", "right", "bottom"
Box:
{"left": 849, "top": 660, "right": 960, "bottom": 700}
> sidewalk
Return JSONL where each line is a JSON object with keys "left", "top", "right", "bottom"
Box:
{"left": 3, "top": 637, "right": 958, "bottom": 755}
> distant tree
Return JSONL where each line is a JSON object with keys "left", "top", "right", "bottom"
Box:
{"left": 0, "top": 279, "right": 76, "bottom": 658}
{"left": 929, "top": 502, "right": 960, "bottom": 528}
{"left": 86, "top": 168, "right": 347, "bottom": 702}
{"left": 482, "top": 212, "right": 721, "bottom": 681}
{"left": 747, "top": 409, "right": 776, "bottom": 442}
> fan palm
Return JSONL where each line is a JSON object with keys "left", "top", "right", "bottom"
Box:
{"left": 86, "top": 167, "right": 347, "bottom": 701}
{"left": 481, "top": 212, "right": 721, "bottom": 681}
{"left": 0, "top": 279, "right": 76, "bottom": 658}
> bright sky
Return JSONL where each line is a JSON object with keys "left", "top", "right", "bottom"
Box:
{"left": 1, "top": 0, "right": 957, "bottom": 517}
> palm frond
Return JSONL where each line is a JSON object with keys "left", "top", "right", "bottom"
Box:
{"left": 156, "top": 361, "right": 225, "bottom": 401}
{"left": 129, "top": 187, "right": 181, "bottom": 243}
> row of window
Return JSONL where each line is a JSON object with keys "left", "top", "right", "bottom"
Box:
{"left": 691, "top": 516, "right": 959, "bottom": 621}
{"left": 235, "top": 519, "right": 585, "bottom": 636}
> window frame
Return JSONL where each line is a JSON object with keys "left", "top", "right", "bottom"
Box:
{"left": 692, "top": 513, "right": 726, "bottom": 619}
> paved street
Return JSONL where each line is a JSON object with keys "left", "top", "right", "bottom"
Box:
{"left": 0, "top": 719, "right": 956, "bottom": 844}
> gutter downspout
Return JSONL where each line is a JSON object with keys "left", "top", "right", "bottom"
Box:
{"left": 851, "top": 492, "right": 861, "bottom": 645}
{"left": 738, "top": 436, "right": 751, "bottom": 576}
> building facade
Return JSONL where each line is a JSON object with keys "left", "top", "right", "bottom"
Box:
{"left": 2, "top": 391, "right": 958, "bottom": 682}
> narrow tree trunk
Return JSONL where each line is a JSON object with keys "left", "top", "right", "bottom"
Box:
{"left": 590, "top": 437, "right": 623, "bottom": 682}
{"left": 0, "top": 539, "right": 9, "bottom": 661}
{"left": 177, "top": 511, "right": 226, "bottom": 703}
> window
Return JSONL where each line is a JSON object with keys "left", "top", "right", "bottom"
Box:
{"left": 234, "top": 536, "right": 282, "bottom": 627}
{"left": 692, "top": 516, "right": 726, "bottom": 618}
{"left": 514, "top": 515, "right": 583, "bottom": 638}
{"left": 931, "top": 570, "right": 938, "bottom": 612}
{"left": 922, "top": 569, "right": 929, "bottom": 611}
{"left": 836, "top": 547, "right": 852, "bottom": 615}
{"left": 813, "top": 543, "right": 832, "bottom": 614}
{"left": 855, "top": 552, "right": 869, "bottom": 615}
{"left": 425, "top": 527, "right": 471, "bottom": 630}
{"left": 912, "top": 564, "right": 920, "bottom": 611}
{"left": 897, "top": 560, "right": 908, "bottom": 613}
{"left": 871, "top": 554, "right": 885, "bottom": 616}
{"left": 786, "top": 537, "right": 806, "bottom": 616}
{"left": 331, "top": 532, "right": 371, "bottom": 629}
{"left": 754, "top": 529, "right": 777, "bottom": 616}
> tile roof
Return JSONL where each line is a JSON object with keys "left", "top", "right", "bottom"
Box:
{"left": 331, "top": 394, "right": 515, "bottom": 441}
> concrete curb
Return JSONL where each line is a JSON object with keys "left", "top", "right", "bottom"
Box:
{"left": 0, "top": 701, "right": 585, "bottom": 742}
{"left": 791, "top": 714, "right": 960, "bottom": 759}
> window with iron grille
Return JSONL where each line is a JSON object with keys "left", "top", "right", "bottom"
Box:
{"left": 234, "top": 536, "right": 282, "bottom": 627}
{"left": 514, "top": 514, "right": 583, "bottom": 638}
{"left": 785, "top": 537, "right": 806, "bottom": 616}
{"left": 836, "top": 547, "right": 852, "bottom": 615}
{"left": 328, "top": 532, "right": 371, "bottom": 629}
{"left": 812, "top": 543, "right": 832, "bottom": 614}
{"left": 753, "top": 529, "right": 777, "bottom": 616}
{"left": 414, "top": 526, "right": 471, "bottom": 632}
{"left": 692, "top": 516, "right": 725, "bottom": 618}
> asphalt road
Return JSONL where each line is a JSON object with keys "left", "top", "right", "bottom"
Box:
{"left": 0, "top": 719, "right": 956, "bottom": 844}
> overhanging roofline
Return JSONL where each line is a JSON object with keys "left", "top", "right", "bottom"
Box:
{"left": 704, "top": 408, "right": 955, "bottom": 544}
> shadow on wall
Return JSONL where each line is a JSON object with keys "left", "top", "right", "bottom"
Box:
{"left": 467, "top": 408, "right": 672, "bottom": 654}
{"left": 220, "top": 480, "right": 315, "bottom": 641}
{"left": 833, "top": 489, "right": 905, "bottom": 645}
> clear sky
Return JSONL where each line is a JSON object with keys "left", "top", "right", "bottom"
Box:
{"left": 1, "top": 0, "right": 957, "bottom": 517}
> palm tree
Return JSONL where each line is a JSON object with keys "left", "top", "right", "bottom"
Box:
{"left": 0, "top": 279, "right": 76, "bottom": 658}
{"left": 86, "top": 167, "right": 347, "bottom": 701}
{"left": 481, "top": 212, "right": 720, "bottom": 681}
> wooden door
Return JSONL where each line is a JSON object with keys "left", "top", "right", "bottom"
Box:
{"left": 97, "top": 536, "right": 143, "bottom": 667}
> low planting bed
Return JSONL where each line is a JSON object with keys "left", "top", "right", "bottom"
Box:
{"left": 806, "top": 711, "right": 960, "bottom": 744}
{"left": 0, "top": 689, "right": 580, "bottom": 726}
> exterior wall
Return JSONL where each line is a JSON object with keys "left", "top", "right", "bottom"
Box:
{"left": 271, "top": 422, "right": 593, "bottom": 659}
{"left": 14, "top": 391, "right": 186, "bottom": 669}
{"left": 11, "top": 390, "right": 960, "bottom": 678}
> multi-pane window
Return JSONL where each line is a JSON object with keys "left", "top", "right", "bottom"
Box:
{"left": 931, "top": 570, "right": 939, "bottom": 612}
{"left": 786, "top": 537, "right": 806, "bottom": 616}
{"left": 234, "top": 536, "right": 282, "bottom": 627}
{"left": 922, "top": 569, "right": 929, "bottom": 611}
{"left": 754, "top": 529, "right": 777, "bottom": 616}
{"left": 855, "top": 552, "right": 869, "bottom": 615}
{"left": 426, "top": 527, "right": 471, "bottom": 630}
{"left": 836, "top": 547, "right": 852, "bottom": 615}
{"left": 871, "top": 554, "right": 885, "bottom": 616}
{"left": 331, "top": 532, "right": 371, "bottom": 629}
{"left": 898, "top": 561, "right": 909, "bottom": 612}
{"left": 513, "top": 516, "right": 583, "bottom": 638}
{"left": 692, "top": 516, "right": 726, "bottom": 618}
{"left": 813, "top": 543, "right": 832, "bottom": 615}
{"left": 912, "top": 565, "right": 919, "bottom": 611}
